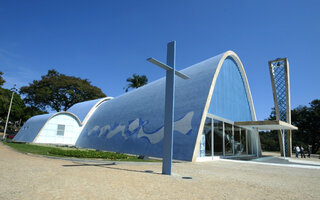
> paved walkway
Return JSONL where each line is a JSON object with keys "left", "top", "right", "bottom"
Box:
{"left": 224, "top": 151, "right": 320, "bottom": 169}
{"left": 1, "top": 143, "right": 320, "bottom": 200}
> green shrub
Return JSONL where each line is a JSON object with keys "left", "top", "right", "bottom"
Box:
{"left": 48, "top": 148, "right": 131, "bottom": 160}
{"left": 2, "top": 141, "right": 155, "bottom": 161}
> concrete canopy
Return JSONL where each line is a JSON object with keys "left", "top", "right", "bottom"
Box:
{"left": 234, "top": 120, "right": 298, "bottom": 130}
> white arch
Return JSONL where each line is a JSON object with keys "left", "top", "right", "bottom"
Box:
{"left": 32, "top": 97, "right": 113, "bottom": 144}
{"left": 192, "top": 51, "right": 257, "bottom": 161}
{"left": 81, "top": 97, "right": 113, "bottom": 125}
{"left": 32, "top": 112, "right": 82, "bottom": 143}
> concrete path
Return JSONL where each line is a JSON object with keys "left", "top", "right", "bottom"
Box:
{"left": 1, "top": 143, "right": 320, "bottom": 200}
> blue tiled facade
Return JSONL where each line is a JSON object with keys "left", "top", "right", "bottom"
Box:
{"left": 14, "top": 51, "right": 256, "bottom": 161}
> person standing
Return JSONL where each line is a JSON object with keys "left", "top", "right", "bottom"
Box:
{"left": 307, "top": 145, "right": 311, "bottom": 158}
{"left": 295, "top": 146, "right": 300, "bottom": 158}
{"left": 300, "top": 146, "right": 306, "bottom": 158}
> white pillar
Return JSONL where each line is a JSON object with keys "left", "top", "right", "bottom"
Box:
{"left": 3, "top": 91, "right": 15, "bottom": 140}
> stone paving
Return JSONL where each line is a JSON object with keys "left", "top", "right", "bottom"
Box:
{"left": 1, "top": 142, "right": 320, "bottom": 200}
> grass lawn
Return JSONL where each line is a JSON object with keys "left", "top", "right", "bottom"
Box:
{"left": 2, "top": 141, "right": 158, "bottom": 162}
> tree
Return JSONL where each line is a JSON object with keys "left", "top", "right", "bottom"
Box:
{"left": 291, "top": 99, "right": 320, "bottom": 153}
{"left": 261, "top": 100, "right": 320, "bottom": 153}
{"left": 124, "top": 74, "right": 148, "bottom": 92}
{"left": 0, "top": 88, "right": 25, "bottom": 123}
{"left": 0, "top": 71, "right": 5, "bottom": 86}
{"left": 20, "top": 69, "right": 106, "bottom": 112}
{"left": 0, "top": 87, "right": 46, "bottom": 132}
{"left": 260, "top": 132, "right": 280, "bottom": 151}
{"left": 259, "top": 107, "right": 280, "bottom": 151}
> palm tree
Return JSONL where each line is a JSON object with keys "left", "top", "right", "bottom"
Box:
{"left": 124, "top": 74, "right": 148, "bottom": 92}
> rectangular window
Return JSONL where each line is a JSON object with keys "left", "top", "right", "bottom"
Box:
{"left": 247, "top": 131, "right": 253, "bottom": 154}
{"left": 234, "top": 126, "right": 241, "bottom": 155}
{"left": 204, "top": 114, "right": 253, "bottom": 158}
{"left": 241, "top": 129, "right": 247, "bottom": 155}
{"left": 57, "top": 124, "right": 65, "bottom": 136}
{"left": 203, "top": 118, "right": 212, "bottom": 157}
{"left": 214, "top": 120, "right": 223, "bottom": 156}
{"left": 224, "top": 123, "right": 233, "bottom": 156}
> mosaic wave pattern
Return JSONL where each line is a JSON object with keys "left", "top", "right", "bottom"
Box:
{"left": 76, "top": 51, "right": 256, "bottom": 161}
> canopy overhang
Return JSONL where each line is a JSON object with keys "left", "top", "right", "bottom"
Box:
{"left": 234, "top": 120, "right": 298, "bottom": 130}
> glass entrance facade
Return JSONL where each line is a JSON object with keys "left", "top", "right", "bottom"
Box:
{"left": 213, "top": 120, "right": 223, "bottom": 156}
{"left": 199, "top": 114, "right": 254, "bottom": 158}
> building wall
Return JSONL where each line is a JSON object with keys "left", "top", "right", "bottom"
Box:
{"left": 14, "top": 51, "right": 259, "bottom": 161}
{"left": 208, "top": 57, "right": 252, "bottom": 121}
{"left": 14, "top": 98, "right": 111, "bottom": 144}
{"left": 75, "top": 52, "right": 226, "bottom": 161}
{"left": 67, "top": 98, "right": 103, "bottom": 122}
{"left": 191, "top": 53, "right": 257, "bottom": 161}
{"left": 35, "top": 113, "right": 81, "bottom": 145}
{"left": 14, "top": 114, "right": 52, "bottom": 143}
{"left": 76, "top": 51, "right": 258, "bottom": 161}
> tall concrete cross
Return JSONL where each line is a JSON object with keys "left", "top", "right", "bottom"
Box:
{"left": 147, "top": 41, "right": 189, "bottom": 175}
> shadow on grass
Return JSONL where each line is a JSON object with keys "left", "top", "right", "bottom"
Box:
{"left": 62, "top": 162, "right": 161, "bottom": 175}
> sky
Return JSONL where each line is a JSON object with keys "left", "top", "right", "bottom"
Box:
{"left": 0, "top": 0, "right": 319, "bottom": 120}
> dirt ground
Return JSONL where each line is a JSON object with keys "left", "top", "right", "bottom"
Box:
{"left": 1, "top": 142, "right": 320, "bottom": 200}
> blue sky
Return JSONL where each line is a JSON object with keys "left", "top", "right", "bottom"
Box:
{"left": 1, "top": 0, "right": 319, "bottom": 120}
